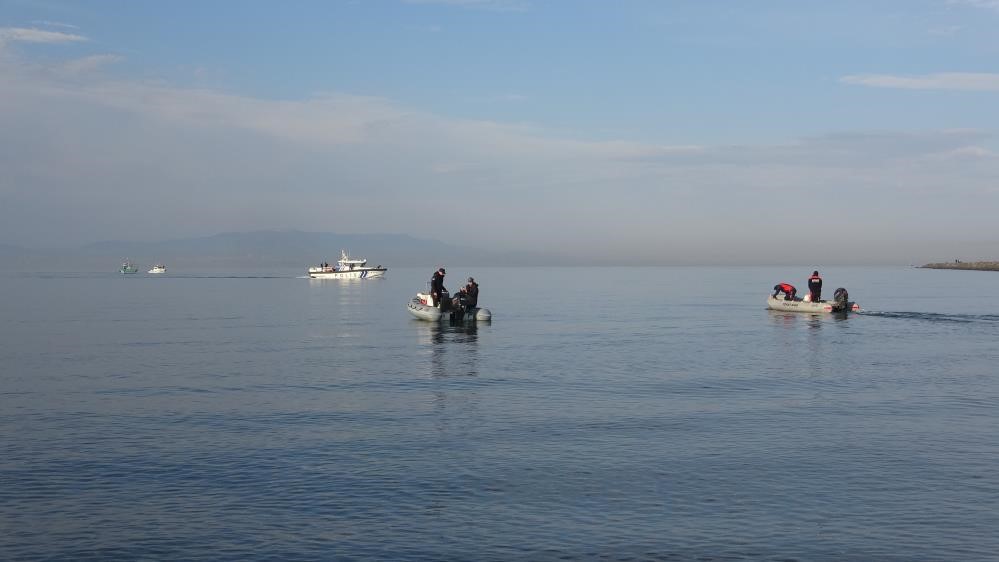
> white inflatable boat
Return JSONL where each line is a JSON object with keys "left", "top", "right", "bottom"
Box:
{"left": 407, "top": 291, "right": 492, "bottom": 322}
{"left": 767, "top": 287, "right": 860, "bottom": 313}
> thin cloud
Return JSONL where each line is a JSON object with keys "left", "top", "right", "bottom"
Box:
{"left": 407, "top": 24, "right": 443, "bottom": 33}
{"left": 2, "top": 39, "right": 998, "bottom": 262}
{"left": 931, "top": 145, "right": 995, "bottom": 160}
{"left": 841, "top": 72, "right": 999, "bottom": 91}
{"left": 61, "top": 54, "right": 124, "bottom": 74}
{"left": 403, "top": 0, "right": 531, "bottom": 12}
{"left": 928, "top": 25, "right": 961, "bottom": 36}
{"left": 470, "top": 93, "right": 528, "bottom": 103}
{"left": 430, "top": 161, "right": 481, "bottom": 174}
{"left": 0, "top": 27, "right": 87, "bottom": 44}
{"left": 948, "top": 0, "right": 999, "bottom": 12}
{"left": 31, "top": 21, "right": 80, "bottom": 30}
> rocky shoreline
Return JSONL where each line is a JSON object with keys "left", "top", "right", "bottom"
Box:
{"left": 920, "top": 261, "right": 999, "bottom": 271}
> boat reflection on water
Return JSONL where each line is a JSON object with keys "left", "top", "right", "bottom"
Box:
{"left": 767, "top": 309, "right": 853, "bottom": 326}
{"left": 415, "top": 320, "right": 479, "bottom": 379}
{"left": 765, "top": 308, "right": 859, "bottom": 378}
{"left": 415, "top": 321, "right": 482, "bottom": 446}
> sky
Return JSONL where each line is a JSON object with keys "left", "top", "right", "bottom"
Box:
{"left": 1, "top": 0, "right": 998, "bottom": 264}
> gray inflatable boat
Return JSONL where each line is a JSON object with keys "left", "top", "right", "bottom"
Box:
{"left": 407, "top": 292, "right": 492, "bottom": 322}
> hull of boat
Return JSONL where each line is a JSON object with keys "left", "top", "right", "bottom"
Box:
{"left": 407, "top": 298, "right": 491, "bottom": 322}
{"left": 767, "top": 296, "right": 859, "bottom": 313}
{"left": 407, "top": 299, "right": 444, "bottom": 321}
{"left": 309, "top": 268, "right": 386, "bottom": 279}
{"left": 120, "top": 268, "right": 138, "bottom": 274}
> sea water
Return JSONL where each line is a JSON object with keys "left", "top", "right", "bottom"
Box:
{"left": 1, "top": 266, "right": 997, "bottom": 560}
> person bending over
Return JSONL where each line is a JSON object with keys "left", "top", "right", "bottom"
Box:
{"left": 772, "top": 283, "right": 797, "bottom": 301}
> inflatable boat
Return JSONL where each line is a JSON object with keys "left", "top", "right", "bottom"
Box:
{"left": 767, "top": 287, "right": 860, "bottom": 313}
{"left": 407, "top": 291, "right": 492, "bottom": 322}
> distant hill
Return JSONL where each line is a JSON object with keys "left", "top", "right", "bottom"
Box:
{"left": 0, "top": 243, "right": 28, "bottom": 258}
{"left": 0, "top": 243, "right": 41, "bottom": 269}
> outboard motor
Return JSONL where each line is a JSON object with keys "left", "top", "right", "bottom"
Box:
{"left": 833, "top": 288, "right": 849, "bottom": 310}
{"left": 449, "top": 292, "right": 469, "bottom": 324}
{"left": 438, "top": 289, "right": 452, "bottom": 312}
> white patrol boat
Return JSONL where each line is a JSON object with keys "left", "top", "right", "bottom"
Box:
{"left": 148, "top": 264, "right": 167, "bottom": 274}
{"left": 308, "top": 250, "right": 387, "bottom": 279}
{"left": 407, "top": 290, "right": 491, "bottom": 322}
{"left": 767, "top": 287, "right": 860, "bottom": 313}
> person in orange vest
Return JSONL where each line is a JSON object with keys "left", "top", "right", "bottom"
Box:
{"left": 772, "top": 282, "right": 797, "bottom": 301}
{"left": 807, "top": 270, "right": 823, "bottom": 302}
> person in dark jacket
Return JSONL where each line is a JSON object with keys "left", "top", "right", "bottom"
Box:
{"left": 465, "top": 277, "right": 479, "bottom": 308}
{"left": 452, "top": 286, "right": 469, "bottom": 309}
{"left": 430, "top": 267, "right": 446, "bottom": 307}
{"left": 772, "top": 283, "right": 797, "bottom": 301}
{"left": 807, "top": 270, "right": 823, "bottom": 302}
{"left": 449, "top": 287, "right": 469, "bottom": 322}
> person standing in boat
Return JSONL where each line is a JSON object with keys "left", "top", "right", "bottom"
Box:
{"left": 430, "top": 267, "right": 447, "bottom": 307}
{"left": 807, "top": 270, "right": 823, "bottom": 302}
{"left": 772, "top": 283, "right": 797, "bottom": 301}
{"left": 465, "top": 277, "right": 478, "bottom": 308}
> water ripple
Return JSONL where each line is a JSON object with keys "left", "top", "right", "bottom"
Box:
{"left": 3, "top": 268, "right": 999, "bottom": 560}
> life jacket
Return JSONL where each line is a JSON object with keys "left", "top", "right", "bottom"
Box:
{"left": 779, "top": 283, "right": 795, "bottom": 293}
{"left": 808, "top": 274, "right": 822, "bottom": 283}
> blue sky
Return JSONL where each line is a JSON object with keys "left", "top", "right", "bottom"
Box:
{"left": 1, "top": 0, "right": 998, "bottom": 263}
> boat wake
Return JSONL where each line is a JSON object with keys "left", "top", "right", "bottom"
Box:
{"left": 155, "top": 275, "right": 296, "bottom": 279}
{"left": 859, "top": 310, "right": 999, "bottom": 324}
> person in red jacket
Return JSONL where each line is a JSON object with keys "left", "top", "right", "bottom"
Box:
{"left": 772, "top": 283, "right": 797, "bottom": 301}
{"left": 807, "top": 270, "right": 823, "bottom": 302}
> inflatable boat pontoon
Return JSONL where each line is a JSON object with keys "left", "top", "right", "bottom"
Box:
{"left": 407, "top": 291, "right": 492, "bottom": 322}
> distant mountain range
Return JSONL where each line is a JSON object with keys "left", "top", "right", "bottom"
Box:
{"left": 0, "top": 243, "right": 28, "bottom": 257}
{"left": 0, "top": 230, "right": 559, "bottom": 269}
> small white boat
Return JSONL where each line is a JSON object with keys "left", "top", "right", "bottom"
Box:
{"left": 148, "top": 264, "right": 167, "bottom": 274}
{"left": 767, "top": 288, "right": 859, "bottom": 313}
{"left": 407, "top": 291, "right": 491, "bottom": 322}
{"left": 308, "top": 250, "right": 386, "bottom": 279}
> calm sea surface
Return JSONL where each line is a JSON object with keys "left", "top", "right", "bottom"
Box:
{"left": 2, "top": 266, "right": 998, "bottom": 561}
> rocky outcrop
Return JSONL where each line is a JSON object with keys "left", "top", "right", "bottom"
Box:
{"left": 921, "top": 261, "right": 999, "bottom": 271}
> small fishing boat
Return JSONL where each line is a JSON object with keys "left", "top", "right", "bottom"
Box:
{"left": 407, "top": 290, "right": 491, "bottom": 322}
{"left": 767, "top": 287, "right": 859, "bottom": 313}
{"left": 148, "top": 264, "right": 167, "bottom": 274}
{"left": 119, "top": 260, "right": 138, "bottom": 274}
{"left": 308, "top": 250, "right": 386, "bottom": 279}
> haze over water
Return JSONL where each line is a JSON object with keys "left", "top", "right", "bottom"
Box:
{"left": 2, "top": 266, "right": 998, "bottom": 560}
